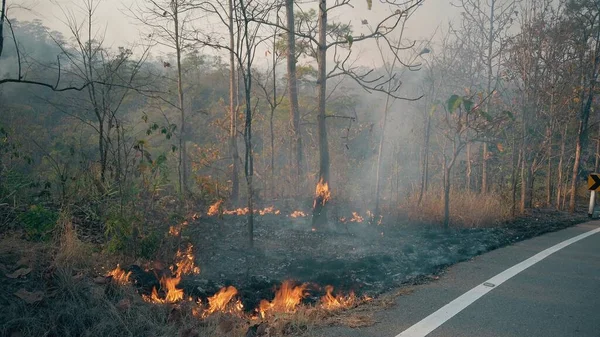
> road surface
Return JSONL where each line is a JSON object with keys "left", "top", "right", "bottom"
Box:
{"left": 314, "top": 221, "right": 600, "bottom": 337}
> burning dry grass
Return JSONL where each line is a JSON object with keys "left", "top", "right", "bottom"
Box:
{"left": 107, "top": 264, "right": 132, "bottom": 285}
{"left": 403, "top": 188, "right": 511, "bottom": 227}
{"left": 259, "top": 280, "right": 309, "bottom": 318}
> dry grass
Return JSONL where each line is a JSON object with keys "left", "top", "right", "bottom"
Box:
{"left": 402, "top": 188, "right": 511, "bottom": 228}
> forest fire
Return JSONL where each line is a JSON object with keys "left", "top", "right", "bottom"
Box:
{"left": 290, "top": 210, "right": 307, "bottom": 218}
{"left": 339, "top": 212, "right": 364, "bottom": 223}
{"left": 207, "top": 200, "right": 224, "bottom": 216}
{"left": 144, "top": 275, "right": 184, "bottom": 304}
{"left": 107, "top": 265, "right": 131, "bottom": 285}
{"left": 202, "top": 286, "right": 244, "bottom": 317}
{"left": 258, "top": 280, "right": 308, "bottom": 318}
{"left": 320, "top": 285, "right": 358, "bottom": 310}
{"left": 171, "top": 244, "right": 200, "bottom": 276}
{"left": 313, "top": 178, "right": 331, "bottom": 207}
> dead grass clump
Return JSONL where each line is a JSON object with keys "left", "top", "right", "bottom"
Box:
{"left": 53, "top": 209, "right": 92, "bottom": 269}
{"left": 402, "top": 188, "right": 510, "bottom": 227}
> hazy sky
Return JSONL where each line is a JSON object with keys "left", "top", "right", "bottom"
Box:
{"left": 12, "top": 0, "right": 460, "bottom": 65}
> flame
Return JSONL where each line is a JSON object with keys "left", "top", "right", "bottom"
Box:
{"left": 258, "top": 206, "right": 280, "bottom": 215}
{"left": 349, "top": 212, "right": 364, "bottom": 223}
{"left": 320, "top": 285, "right": 358, "bottom": 310}
{"left": 313, "top": 178, "right": 331, "bottom": 207}
{"left": 207, "top": 200, "right": 224, "bottom": 216}
{"left": 169, "top": 225, "right": 181, "bottom": 236}
{"left": 144, "top": 275, "right": 184, "bottom": 303}
{"left": 290, "top": 210, "right": 307, "bottom": 218}
{"left": 107, "top": 265, "right": 131, "bottom": 285}
{"left": 203, "top": 286, "right": 243, "bottom": 316}
{"left": 223, "top": 207, "right": 249, "bottom": 215}
{"left": 171, "top": 244, "right": 200, "bottom": 276}
{"left": 258, "top": 280, "right": 308, "bottom": 318}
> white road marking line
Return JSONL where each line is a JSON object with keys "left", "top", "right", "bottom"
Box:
{"left": 396, "top": 225, "right": 600, "bottom": 337}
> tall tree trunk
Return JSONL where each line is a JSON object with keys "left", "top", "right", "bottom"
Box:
{"left": 286, "top": 0, "right": 303, "bottom": 195}
{"left": 239, "top": 0, "right": 255, "bottom": 247}
{"left": 569, "top": 29, "right": 600, "bottom": 212}
{"left": 374, "top": 95, "right": 390, "bottom": 219}
{"left": 520, "top": 149, "right": 527, "bottom": 213}
{"left": 229, "top": 0, "right": 240, "bottom": 203}
{"left": 0, "top": 0, "right": 6, "bottom": 58}
{"left": 595, "top": 122, "right": 600, "bottom": 172}
{"left": 174, "top": 5, "right": 187, "bottom": 198}
{"left": 556, "top": 124, "right": 567, "bottom": 209}
{"left": 546, "top": 125, "right": 552, "bottom": 206}
{"left": 311, "top": 0, "right": 329, "bottom": 230}
{"left": 481, "top": 0, "right": 496, "bottom": 194}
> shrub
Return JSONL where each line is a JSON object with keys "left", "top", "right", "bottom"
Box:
{"left": 19, "top": 204, "right": 59, "bottom": 241}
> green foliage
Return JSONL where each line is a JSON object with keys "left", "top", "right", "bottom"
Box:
{"left": 447, "top": 94, "right": 463, "bottom": 113}
{"left": 366, "top": 0, "right": 372, "bottom": 10}
{"left": 19, "top": 204, "right": 59, "bottom": 241}
{"left": 139, "top": 232, "right": 160, "bottom": 259}
{"left": 104, "top": 211, "right": 139, "bottom": 254}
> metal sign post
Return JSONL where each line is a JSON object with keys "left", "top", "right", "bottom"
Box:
{"left": 587, "top": 173, "right": 600, "bottom": 218}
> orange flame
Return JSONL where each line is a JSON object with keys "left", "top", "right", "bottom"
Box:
{"left": 171, "top": 244, "right": 200, "bottom": 276}
{"left": 223, "top": 207, "right": 249, "bottom": 215}
{"left": 203, "top": 286, "right": 243, "bottom": 316}
{"left": 107, "top": 265, "right": 131, "bottom": 285}
{"left": 258, "top": 206, "right": 280, "bottom": 215}
{"left": 314, "top": 178, "right": 331, "bottom": 207}
{"left": 144, "top": 275, "right": 184, "bottom": 303}
{"left": 320, "top": 285, "right": 358, "bottom": 310}
{"left": 349, "top": 212, "right": 364, "bottom": 223}
{"left": 290, "top": 210, "right": 307, "bottom": 218}
{"left": 169, "top": 225, "right": 181, "bottom": 236}
{"left": 207, "top": 200, "right": 224, "bottom": 216}
{"left": 258, "top": 280, "right": 308, "bottom": 318}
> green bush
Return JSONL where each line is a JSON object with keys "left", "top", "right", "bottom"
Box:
{"left": 139, "top": 232, "right": 160, "bottom": 259}
{"left": 19, "top": 204, "right": 59, "bottom": 241}
{"left": 104, "top": 212, "right": 136, "bottom": 253}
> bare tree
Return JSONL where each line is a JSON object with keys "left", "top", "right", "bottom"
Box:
{"left": 130, "top": 0, "right": 200, "bottom": 199}
{"left": 457, "top": 0, "right": 516, "bottom": 194}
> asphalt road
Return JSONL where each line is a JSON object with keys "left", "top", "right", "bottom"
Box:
{"left": 314, "top": 221, "right": 600, "bottom": 337}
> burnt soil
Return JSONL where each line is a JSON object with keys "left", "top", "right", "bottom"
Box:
{"left": 172, "top": 209, "right": 589, "bottom": 311}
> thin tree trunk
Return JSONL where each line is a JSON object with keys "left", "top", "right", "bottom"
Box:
{"left": 481, "top": 0, "right": 496, "bottom": 194}
{"left": 546, "top": 125, "right": 552, "bottom": 206}
{"left": 466, "top": 142, "right": 471, "bottom": 190}
{"left": 511, "top": 127, "right": 519, "bottom": 216}
{"left": 556, "top": 124, "right": 567, "bottom": 209}
{"left": 418, "top": 112, "right": 431, "bottom": 204}
{"left": 311, "top": 0, "right": 329, "bottom": 230}
{"left": 0, "top": 0, "right": 6, "bottom": 58}
{"left": 374, "top": 98, "right": 389, "bottom": 219}
{"left": 520, "top": 148, "right": 527, "bottom": 213}
{"left": 595, "top": 122, "right": 600, "bottom": 172}
{"left": 174, "top": 5, "right": 187, "bottom": 198}
{"left": 229, "top": 0, "right": 240, "bottom": 203}
{"left": 286, "top": 0, "right": 303, "bottom": 195}
{"left": 239, "top": 0, "right": 255, "bottom": 247}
